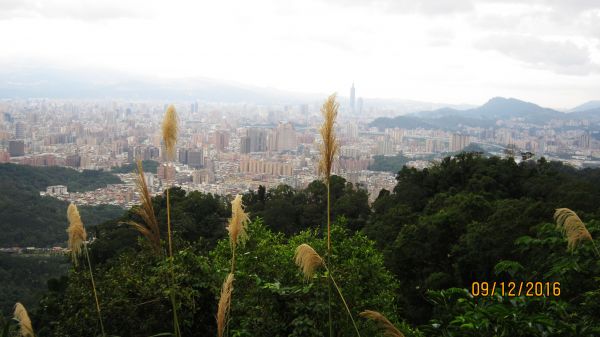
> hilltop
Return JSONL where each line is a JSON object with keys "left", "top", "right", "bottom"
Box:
{"left": 370, "top": 97, "right": 600, "bottom": 130}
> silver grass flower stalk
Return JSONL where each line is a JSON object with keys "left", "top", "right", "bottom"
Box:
{"left": 319, "top": 93, "right": 339, "bottom": 337}
{"left": 360, "top": 310, "right": 405, "bottom": 337}
{"left": 161, "top": 104, "right": 181, "bottom": 337}
{"left": 124, "top": 160, "right": 161, "bottom": 254}
{"left": 216, "top": 273, "right": 234, "bottom": 337}
{"left": 227, "top": 194, "right": 250, "bottom": 272}
{"left": 67, "top": 203, "right": 87, "bottom": 265}
{"left": 215, "top": 195, "right": 251, "bottom": 337}
{"left": 66, "top": 204, "right": 105, "bottom": 336}
{"left": 293, "top": 244, "right": 362, "bottom": 337}
{"left": 554, "top": 208, "right": 598, "bottom": 255}
{"left": 13, "top": 302, "right": 34, "bottom": 337}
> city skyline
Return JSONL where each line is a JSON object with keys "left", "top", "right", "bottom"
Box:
{"left": 0, "top": 0, "right": 599, "bottom": 108}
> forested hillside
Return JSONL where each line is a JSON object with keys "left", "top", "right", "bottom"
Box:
{"left": 0, "top": 254, "right": 69, "bottom": 315}
{"left": 3, "top": 154, "right": 600, "bottom": 336}
{"left": 0, "top": 164, "right": 124, "bottom": 247}
{"left": 111, "top": 160, "right": 159, "bottom": 174}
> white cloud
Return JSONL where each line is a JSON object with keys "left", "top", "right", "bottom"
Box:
{"left": 0, "top": 0, "right": 598, "bottom": 107}
{"left": 0, "top": 0, "right": 151, "bottom": 20}
{"left": 475, "top": 34, "right": 600, "bottom": 75}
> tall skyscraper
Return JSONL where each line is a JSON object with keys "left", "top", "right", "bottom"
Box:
{"left": 15, "top": 121, "right": 26, "bottom": 139}
{"left": 349, "top": 83, "right": 356, "bottom": 114}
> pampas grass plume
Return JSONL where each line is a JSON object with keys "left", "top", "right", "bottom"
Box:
{"left": 13, "top": 302, "right": 34, "bottom": 337}
{"left": 554, "top": 208, "right": 593, "bottom": 251}
{"left": 125, "top": 160, "right": 161, "bottom": 254}
{"left": 67, "top": 203, "right": 87, "bottom": 265}
{"left": 162, "top": 104, "right": 179, "bottom": 161}
{"left": 217, "top": 273, "right": 234, "bottom": 337}
{"left": 360, "top": 310, "right": 404, "bottom": 337}
{"left": 319, "top": 94, "right": 339, "bottom": 179}
{"left": 294, "top": 244, "right": 324, "bottom": 280}
{"left": 227, "top": 195, "right": 250, "bottom": 248}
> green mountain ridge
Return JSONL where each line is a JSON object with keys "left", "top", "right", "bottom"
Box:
{"left": 370, "top": 97, "right": 600, "bottom": 130}
{"left": 0, "top": 163, "right": 124, "bottom": 247}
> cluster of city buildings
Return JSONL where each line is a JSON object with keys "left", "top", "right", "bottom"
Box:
{"left": 1, "top": 85, "right": 600, "bottom": 209}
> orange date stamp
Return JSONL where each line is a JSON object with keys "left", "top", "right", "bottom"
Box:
{"left": 470, "top": 281, "right": 560, "bottom": 297}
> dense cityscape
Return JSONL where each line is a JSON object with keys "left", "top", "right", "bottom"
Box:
{"left": 1, "top": 83, "right": 600, "bottom": 210}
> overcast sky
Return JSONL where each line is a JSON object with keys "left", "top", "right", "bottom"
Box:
{"left": 0, "top": 0, "right": 599, "bottom": 108}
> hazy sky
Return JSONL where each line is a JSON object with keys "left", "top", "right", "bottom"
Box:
{"left": 0, "top": 0, "right": 599, "bottom": 108}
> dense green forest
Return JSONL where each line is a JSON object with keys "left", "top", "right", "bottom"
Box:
{"left": 3, "top": 154, "right": 600, "bottom": 336}
{"left": 368, "top": 154, "right": 412, "bottom": 172}
{"left": 0, "top": 254, "right": 69, "bottom": 315}
{"left": 0, "top": 163, "right": 124, "bottom": 247}
{"left": 111, "top": 160, "right": 159, "bottom": 174}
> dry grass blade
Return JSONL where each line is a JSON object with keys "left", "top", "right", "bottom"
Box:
{"left": 227, "top": 195, "right": 250, "bottom": 248}
{"left": 554, "top": 208, "right": 593, "bottom": 251}
{"left": 294, "top": 244, "right": 324, "bottom": 280}
{"left": 67, "top": 203, "right": 87, "bottom": 265}
{"left": 319, "top": 93, "right": 339, "bottom": 179}
{"left": 162, "top": 104, "right": 179, "bottom": 161}
{"left": 360, "top": 310, "right": 404, "bottom": 337}
{"left": 125, "top": 160, "right": 161, "bottom": 254}
{"left": 217, "top": 273, "right": 235, "bottom": 337}
{"left": 13, "top": 302, "right": 34, "bottom": 337}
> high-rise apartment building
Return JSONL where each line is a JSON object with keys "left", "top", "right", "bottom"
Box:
{"left": 212, "top": 130, "right": 229, "bottom": 152}
{"left": 349, "top": 83, "right": 356, "bottom": 114}
{"left": 8, "top": 140, "right": 25, "bottom": 157}
{"left": 579, "top": 133, "right": 591, "bottom": 149}
{"left": 451, "top": 133, "right": 470, "bottom": 152}
{"left": 239, "top": 156, "right": 293, "bottom": 176}
{"left": 376, "top": 136, "right": 394, "bottom": 155}
{"left": 273, "top": 122, "right": 297, "bottom": 152}
{"left": 192, "top": 169, "right": 215, "bottom": 184}
{"left": 188, "top": 149, "right": 204, "bottom": 169}
{"left": 357, "top": 97, "right": 363, "bottom": 115}
{"left": 128, "top": 145, "right": 160, "bottom": 163}
{"left": 240, "top": 128, "right": 268, "bottom": 153}
{"left": 178, "top": 148, "right": 189, "bottom": 165}
{"left": 15, "top": 121, "right": 26, "bottom": 139}
{"left": 157, "top": 163, "right": 176, "bottom": 181}
{"left": 345, "top": 123, "right": 359, "bottom": 140}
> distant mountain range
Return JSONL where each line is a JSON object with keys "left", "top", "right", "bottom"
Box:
{"left": 0, "top": 67, "right": 479, "bottom": 115}
{"left": 0, "top": 67, "right": 323, "bottom": 104}
{"left": 570, "top": 100, "right": 600, "bottom": 112}
{"left": 369, "top": 97, "right": 600, "bottom": 130}
{"left": 1, "top": 68, "right": 597, "bottom": 121}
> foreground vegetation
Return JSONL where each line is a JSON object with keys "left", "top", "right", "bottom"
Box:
{"left": 2, "top": 153, "right": 599, "bottom": 336}
{"left": 0, "top": 254, "right": 69, "bottom": 315}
